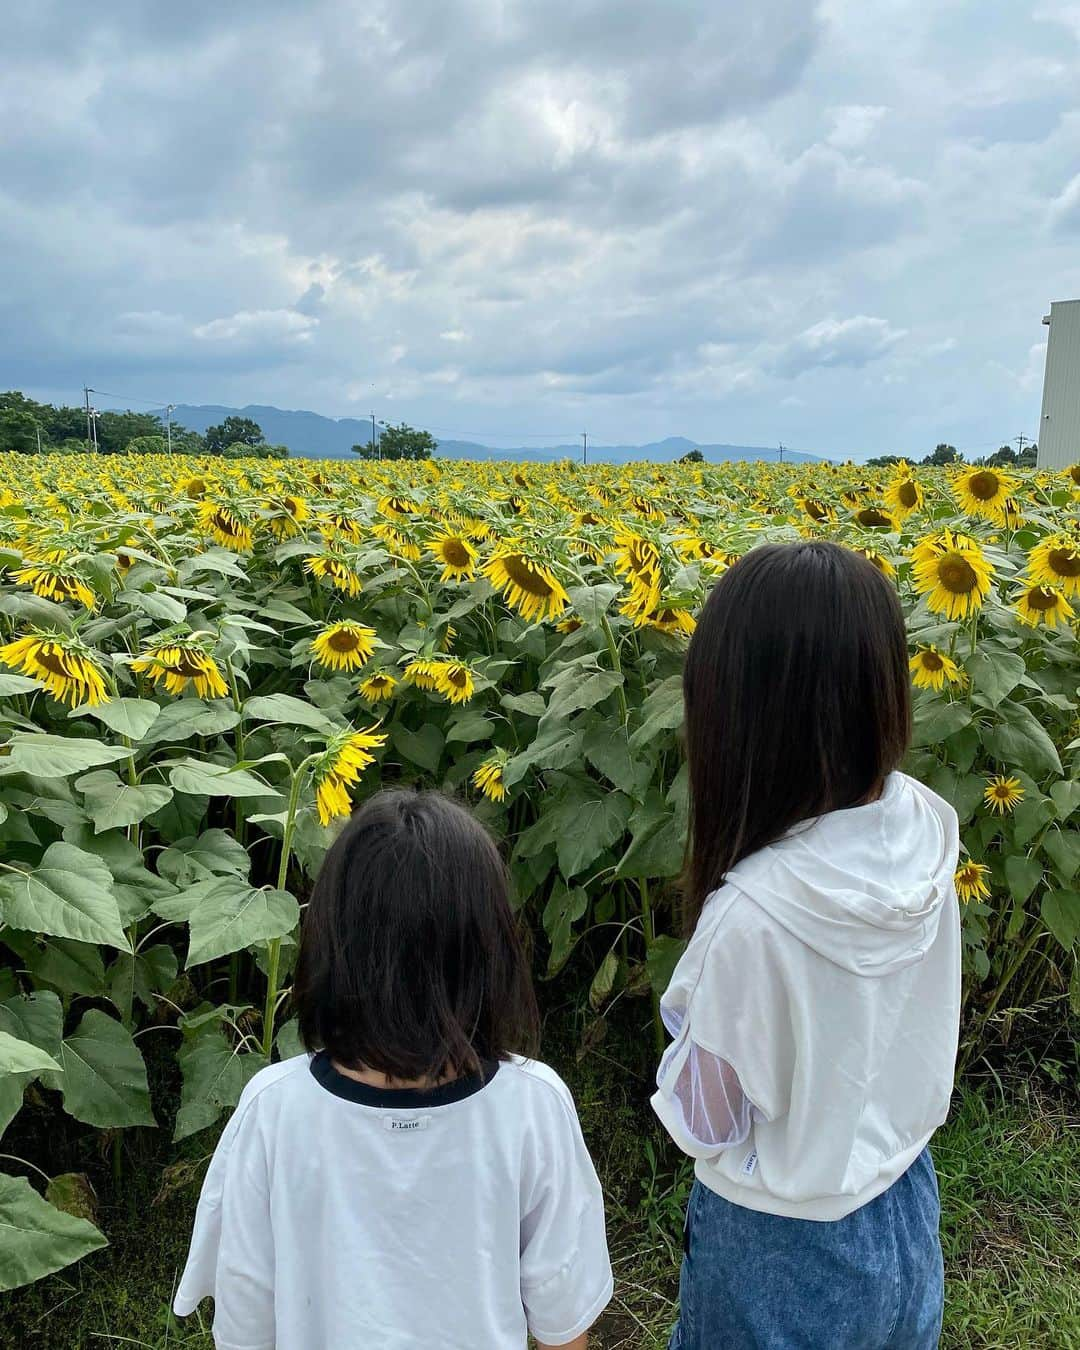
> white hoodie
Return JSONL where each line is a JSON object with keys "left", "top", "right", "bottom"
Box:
{"left": 651, "top": 772, "right": 961, "bottom": 1221}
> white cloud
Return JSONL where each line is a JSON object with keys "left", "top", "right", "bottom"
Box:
{"left": 193, "top": 310, "right": 318, "bottom": 346}
{"left": 826, "top": 104, "right": 888, "bottom": 150}
{"left": 773, "top": 317, "right": 907, "bottom": 377}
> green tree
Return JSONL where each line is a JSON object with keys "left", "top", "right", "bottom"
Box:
{"left": 0, "top": 407, "right": 42, "bottom": 453}
{"left": 678, "top": 448, "right": 705, "bottom": 463}
{"left": 204, "top": 417, "right": 265, "bottom": 456}
{"left": 921, "top": 443, "right": 961, "bottom": 466}
{"left": 865, "top": 454, "right": 903, "bottom": 467}
{"left": 352, "top": 423, "right": 437, "bottom": 461}
{"left": 122, "top": 435, "right": 167, "bottom": 456}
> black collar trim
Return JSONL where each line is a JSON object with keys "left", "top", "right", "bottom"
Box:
{"left": 309, "top": 1050, "right": 499, "bottom": 1108}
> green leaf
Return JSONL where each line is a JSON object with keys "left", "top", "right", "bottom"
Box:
{"left": 1043, "top": 829, "right": 1080, "bottom": 885}
{"left": 0, "top": 933, "right": 107, "bottom": 999}
{"left": 45, "top": 1173, "right": 97, "bottom": 1225}
{"left": 583, "top": 724, "right": 653, "bottom": 798}
{"left": 68, "top": 698, "right": 161, "bottom": 741}
{"left": 548, "top": 788, "right": 633, "bottom": 879}
{"left": 542, "top": 884, "right": 588, "bottom": 975}
{"left": 1070, "top": 960, "right": 1080, "bottom": 1018}
{"left": 0, "top": 1030, "right": 60, "bottom": 1076}
{"left": 41, "top": 1010, "right": 154, "bottom": 1129}
{"left": 167, "top": 759, "right": 276, "bottom": 798}
{"left": 1011, "top": 793, "right": 1058, "bottom": 849}
{"left": 500, "top": 692, "right": 546, "bottom": 718}
{"left": 646, "top": 934, "right": 687, "bottom": 996}
{"left": 629, "top": 675, "right": 683, "bottom": 750}
{"left": 616, "top": 795, "right": 685, "bottom": 879}
{"left": 1004, "top": 855, "right": 1043, "bottom": 905}
{"left": 965, "top": 649, "right": 1026, "bottom": 704}
{"left": 0, "top": 1174, "right": 107, "bottom": 1292}
{"left": 1051, "top": 780, "right": 1080, "bottom": 821}
{"left": 566, "top": 583, "right": 621, "bottom": 626}
{"left": 158, "top": 829, "right": 251, "bottom": 886}
{"left": 445, "top": 710, "right": 493, "bottom": 745}
{"left": 589, "top": 951, "right": 619, "bottom": 1011}
{"left": 106, "top": 945, "right": 178, "bottom": 1015}
{"left": 0, "top": 734, "right": 132, "bottom": 780}
{"left": 982, "top": 704, "right": 1063, "bottom": 778}
{"left": 154, "top": 878, "right": 299, "bottom": 967}
{"left": 0, "top": 674, "right": 45, "bottom": 697}
{"left": 1041, "top": 890, "right": 1080, "bottom": 951}
{"left": 503, "top": 725, "right": 583, "bottom": 787}
{"left": 139, "top": 699, "right": 241, "bottom": 745}
{"left": 0, "top": 992, "right": 63, "bottom": 1061}
{"left": 261, "top": 598, "right": 318, "bottom": 628}
{"left": 0, "top": 590, "right": 74, "bottom": 633}
{"left": 390, "top": 723, "right": 444, "bottom": 774}
{"left": 123, "top": 588, "right": 187, "bottom": 623}
{"left": 0, "top": 844, "right": 128, "bottom": 950}
{"left": 275, "top": 1018, "right": 305, "bottom": 1062}
{"left": 542, "top": 667, "right": 623, "bottom": 724}
{"left": 243, "top": 694, "right": 341, "bottom": 734}
{"left": 911, "top": 700, "right": 972, "bottom": 749}
{"left": 75, "top": 770, "right": 174, "bottom": 833}
{"left": 175, "top": 1023, "right": 268, "bottom": 1140}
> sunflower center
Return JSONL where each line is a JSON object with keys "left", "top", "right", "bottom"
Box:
{"left": 173, "top": 652, "right": 209, "bottom": 677}
{"left": 1026, "top": 586, "right": 1060, "bottom": 611}
{"left": 501, "top": 554, "right": 554, "bottom": 597}
{"left": 938, "top": 555, "right": 978, "bottom": 593}
{"left": 445, "top": 667, "right": 468, "bottom": 688}
{"left": 36, "top": 649, "right": 70, "bottom": 677}
{"left": 578, "top": 512, "right": 600, "bottom": 526}
{"left": 1048, "top": 548, "right": 1080, "bottom": 578}
{"left": 804, "top": 500, "right": 827, "bottom": 521}
{"left": 212, "top": 510, "right": 239, "bottom": 535}
{"left": 441, "top": 540, "right": 471, "bottom": 567}
{"left": 857, "top": 508, "right": 891, "bottom": 527}
{"left": 898, "top": 482, "right": 918, "bottom": 507}
{"left": 328, "top": 629, "right": 361, "bottom": 652}
{"left": 967, "top": 471, "right": 1000, "bottom": 501}
{"left": 921, "top": 652, "right": 944, "bottom": 671}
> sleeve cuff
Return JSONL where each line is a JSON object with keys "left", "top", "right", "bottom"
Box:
{"left": 527, "top": 1271, "right": 615, "bottom": 1346}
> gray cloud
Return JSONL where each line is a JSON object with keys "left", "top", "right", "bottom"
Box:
{"left": 3, "top": 1, "right": 1080, "bottom": 455}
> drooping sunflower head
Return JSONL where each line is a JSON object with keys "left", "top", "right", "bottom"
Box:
{"left": 429, "top": 531, "right": 478, "bottom": 581}
{"left": 433, "top": 661, "right": 476, "bottom": 705}
{"left": 1014, "top": 583, "right": 1075, "bottom": 629}
{"left": 11, "top": 561, "right": 97, "bottom": 611}
{"left": 1027, "top": 534, "right": 1080, "bottom": 597}
{"left": 371, "top": 522, "right": 423, "bottom": 561}
{"left": 984, "top": 775, "right": 1024, "bottom": 815}
{"left": 910, "top": 535, "right": 994, "bottom": 620}
{"left": 304, "top": 551, "right": 362, "bottom": 596}
{"left": 853, "top": 506, "right": 897, "bottom": 531}
{"left": 311, "top": 622, "right": 379, "bottom": 671}
{"left": 954, "top": 860, "right": 991, "bottom": 904}
{"left": 358, "top": 670, "right": 397, "bottom": 703}
{"left": 640, "top": 605, "right": 697, "bottom": 637}
{"left": 197, "top": 501, "right": 254, "bottom": 552}
{"left": 482, "top": 548, "right": 569, "bottom": 623}
{"left": 908, "top": 645, "right": 965, "bottom": 692}
{"left": 953, "top": 466, "right": 1021, "bottom": 524}
{"left": 0, "top": 631, "right": 110, "bottom": 707}
{"left": 849, "top": 546, "right": 897, "bottom": 578}
{"left": 132, "top": 641, "right": 229, "bottom": 699}
{"left": 473, "top": 750, "right": 509, "bottom": 803}
{"left": 402, "top": 656, "right": 442, "bottom": 690}
{"left": 265, "top": 494, "right": 310, "bottom": 539}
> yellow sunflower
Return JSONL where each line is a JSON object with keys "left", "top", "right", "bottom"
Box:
{"left": 358, "top": 670, "right": 397, "bottom": 703}
{"left": 266, "top": 495, "right": 310, "bottom": 540}
{"left": 197, "top": 501, "right": 253, "bottom": 552}
{"left": 313, "top": 727, "right": 387, "bottom": 826}
{"left": 953, "top": 467, "right": 1021, "bottom": 524}
{"left": 850, "top": 547, "right": 897, "bottom": 579}
{"left": 984, "top": 775, "right": 1024, "bottom": 815}
{"left": 954, "top": 860, "right": 991, "bottom": 904}
{"left": 403, "top": 656, "right": 442, "bottom": 690}
{"left": 638, "top": 606, "right": 696, "bottom": 636}
{"left": 1014, "top": 584, "right": 1075, "bottom": 629}
{"left": 311, "top": 622, "right": 378, "bottom": 671}
{"left": 482, "top": 549, "right": 569, "bottom": 623}
{"left": 433, "top": 661, "right": 475, "bottom": 705}
{"left": 473, "top": 751, "right": 509, "bottom": 803}
{"left": 909, "top": 646, "right": 965, "bottom": 691}
{"left": 883, "top": 466, "right": 924, "bottom": 518}
{"left": 304, "top": 553, "right": 362, "bottom": 597}
{"left": 853, "top": 506, "right": 897, "bottom": 530}
{"left": 12, "top": 562, "right": 96, "bottom": 611}
{"left": 132, "top": 643, "right": 229, "bottom": 699}
{"left": 429, "top": 531, "right": 478, "bottom": 581}
{"left": 0, "top": 632, "right": 109, "bottom": 707}
{"left": 910, "top": 533, "right": 994, "bottom": 620}
{"left": 1027, "top": 534, "right": 1080, "bottom": 597}
{"left": 371, "top": 522, "right": 423, "bottom": 561}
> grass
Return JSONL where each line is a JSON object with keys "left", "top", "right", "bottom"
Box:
{"left": 3, "top": 1006, "right": 1078, "bottom": 1350}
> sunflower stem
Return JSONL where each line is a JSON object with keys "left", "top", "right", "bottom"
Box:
{"left": 261, "top": 761, "right": 308, "bottom": 1058}
{"left": 599, "top": 614, "right": 629, "bottom": 725}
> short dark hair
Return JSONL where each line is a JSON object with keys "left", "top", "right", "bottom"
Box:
{"left": 683, "top": 540, "right": 911, "bottom": 930}
{"left": 293, "top": 789, "right": 539, "bottom": 1080}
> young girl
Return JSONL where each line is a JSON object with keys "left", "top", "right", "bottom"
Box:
{"left": 654, "top": 541, "right": 961, "bottom": 1349}
{"left": 174, "top": 789, "right": 613, "bottom": 1349}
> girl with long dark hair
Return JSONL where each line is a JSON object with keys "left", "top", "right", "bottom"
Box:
{"left": 654, "top": 541, "right": 961, "bottom": 1349}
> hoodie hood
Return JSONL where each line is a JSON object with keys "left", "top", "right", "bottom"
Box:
{"left": 724, "top": 772, "right": 959, "bottom": 976}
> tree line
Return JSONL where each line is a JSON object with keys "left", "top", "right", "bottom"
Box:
{"left": 0, "top": 392, "right": 287, "bottom": 459}
{"left": 865, "top": 441, "right": 1037, "bottom": 468}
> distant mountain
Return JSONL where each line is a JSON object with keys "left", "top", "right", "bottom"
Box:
{"left": 171, "top": 404, "right": 826, "bottom": 464}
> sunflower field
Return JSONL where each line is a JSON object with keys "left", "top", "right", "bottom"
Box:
{"left": 0, "top": 450, "right": 1077, "bottom": 1291}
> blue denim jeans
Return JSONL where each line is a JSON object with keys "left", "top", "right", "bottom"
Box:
{"left": 669, "top": 1147, "right": 944, "bottom": 1349}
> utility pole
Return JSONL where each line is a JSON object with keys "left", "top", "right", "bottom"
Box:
{"left": 84, "top": 386, "right": 94, "bottom": 451}
{"left": 1014, "top": 434, "right": 1027, "bottom": 459}
{"left": 166, "top": 404, "right": 175, "bottom": 454}
{"left": 582, "top": 431, "right": 588, "bottom": 466}
{"left": 90, "top": 407, "right": 100, "bottom": 452}
{"left": 371, "top": 411, "right": 377, "bottom": 459}
{"left": 779, "top": 442, "right": 785, "bottom": 463}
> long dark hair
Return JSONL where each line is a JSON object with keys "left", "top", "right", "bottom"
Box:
{"left": 293, "top": 789, "right": 539, "bottom": 1080}
{"left": 682, "top": 540, "right": 911, "bottom": 931}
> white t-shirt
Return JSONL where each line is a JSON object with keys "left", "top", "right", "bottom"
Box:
{"left": 174, "top": 1052, "right": 613, "bottom": 1349}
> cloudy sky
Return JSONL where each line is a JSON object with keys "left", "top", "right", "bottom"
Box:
{"left": 4, "top": 1, "right": 1080, "bottom": 456}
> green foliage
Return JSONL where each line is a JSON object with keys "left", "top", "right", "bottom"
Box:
{"left": 352, "top": 422, "right": 437, "bottom": 460}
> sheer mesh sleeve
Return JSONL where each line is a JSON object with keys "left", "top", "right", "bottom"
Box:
{"left": 652, "top": 1009, "right": 754, "bottom": 1158}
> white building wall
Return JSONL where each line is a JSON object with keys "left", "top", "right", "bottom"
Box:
{"left": 1038, "top": 299, "right": 1080, "bottom": 469}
